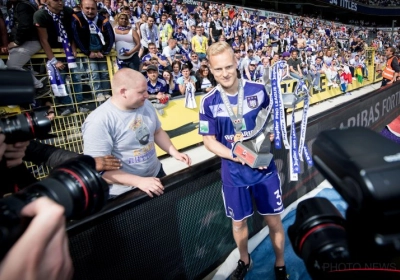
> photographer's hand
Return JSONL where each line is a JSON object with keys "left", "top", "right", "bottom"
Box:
{"left": 0, "top": 197, "right": 73, "bottom": 280}
{"left": 94, "top": 155, "right": 122, "bottom": 172}
{"left": 3, "top": 141, "right": 29, "bottom": 168}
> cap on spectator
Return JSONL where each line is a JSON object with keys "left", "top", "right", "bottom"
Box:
{"left": 306, "top": 47, "right": 312, "bottom": 52}
{"left": 282, "top": 52, "right": 290, "bottom": 57}
{"left": 250, "top": 60, "right": 257, "bottom": 65}
{"left": 146, "top": 65, "right": 158, "bottom": 72}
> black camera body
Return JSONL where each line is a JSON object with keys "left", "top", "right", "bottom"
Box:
{"left": 0, "top": 70, "right": 53, "bottom": 143}
{"left": 0, "top": 156, "right": 109, "bottom": 261}
{"left": 289, "top": 127, "right": 400, "bottom": 280}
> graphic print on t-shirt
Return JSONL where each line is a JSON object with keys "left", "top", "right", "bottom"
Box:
{"left": 128, "top": 115, "right": 155, "bottom": 164}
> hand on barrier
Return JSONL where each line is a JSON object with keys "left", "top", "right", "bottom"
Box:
{"left": 156, "top": 92, "right": 167, "bottom": 101}
{"left": 94, "top": 155, "right": 122, "bottom": 172}
{"left": 136, "top": 177, "right": 164, "bottom": 198}
{"left": 3, "top": 141, "right": 29, "bottom": 168}
{"left": 0, "top": 197, "right": 73, "bottom": 280}
{"left": 172, "top": 152, "right": 192, "bottom": 166}
{"left": 89, "top": 52, "right": 97, "bottom": 59}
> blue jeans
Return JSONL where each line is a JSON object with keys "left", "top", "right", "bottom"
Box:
{"left": 196, "top": 52, "right": 206, "bottom": 61}
{"left": 89, "top": 57, "right": 111, "bottom": 95}
{"left": 156, "top": 164, "right": 166, "bottom": 178}
{"left": 309, "top": 71, "right": 321, "bottom": 87}
{"left": 120, "top": 53, "right": 140, "bottom": 71}
{"left": 289, "top": 72, "right": 305, "bottom": 81}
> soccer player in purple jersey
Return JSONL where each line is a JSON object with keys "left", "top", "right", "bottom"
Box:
{"left": 199, "top": 42, "right": 288, "bottom": 280}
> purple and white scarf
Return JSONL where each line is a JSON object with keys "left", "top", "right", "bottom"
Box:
{"left": 46, "top": 58, "right": 68, "bottom": 97}
{"left": 45, "top": 6, "right": 77, "bottom": 68}
{"left": 81, "top": 13, "right": 105, "bottom": 45}
{"left": 184, "top": 80, "right": 196, "bottom": 109}
{"left": 45, "top": 6, "right": 77, "bottom": 96}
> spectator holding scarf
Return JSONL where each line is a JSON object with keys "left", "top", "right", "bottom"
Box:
{"left": 34, "top": 0, "right": 89, "bottom": 116}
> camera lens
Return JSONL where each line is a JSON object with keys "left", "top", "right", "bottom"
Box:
{"left": 16, "top": 155, "right": 108, "bottom": 220}
{"left": 0, "top": 155, "right": 109, "bottom": 261}
{"left": 0, "top": 108, "right": 52, "bottom": 144}
{"left": 288, "top": 197, "right": 349, "bottom": 278}
{"left": 38, "top": 155, "right": 109, "bottom": 219}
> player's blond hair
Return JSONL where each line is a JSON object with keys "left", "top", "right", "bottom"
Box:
{"left": 207, "top": 41, "right": 234, "bottom": 60}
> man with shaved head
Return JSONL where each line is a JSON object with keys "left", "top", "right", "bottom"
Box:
{"left": 82, "top": 68, "right": 191, "bottom": 197}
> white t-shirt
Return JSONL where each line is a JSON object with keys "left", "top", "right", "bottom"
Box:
{"left": 162, "top": 46, "right": 179, "bottom": 60}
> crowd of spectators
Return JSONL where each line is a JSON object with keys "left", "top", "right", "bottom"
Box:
{"left": 0, "top": 0, "right": 398, "bottom": 116}
{"left": 356, "top": 0, "right": 400, "bottom": 6}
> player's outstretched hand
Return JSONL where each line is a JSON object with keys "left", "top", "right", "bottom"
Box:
{"left": 173, "top": 152, "right": 192, "bottom": 166}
